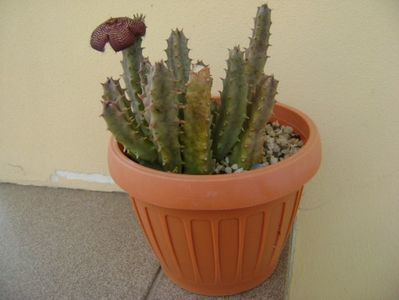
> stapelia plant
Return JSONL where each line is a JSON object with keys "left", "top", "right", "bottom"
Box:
{"left": 90, "top": 4, "right": 278, "bottom": 174}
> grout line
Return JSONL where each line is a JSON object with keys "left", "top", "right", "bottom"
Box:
{"left": 284, "top": 221, "right": 298, "bottom": 300}
{"left": 144, "top": 266, "right": 162, "bottom": 300}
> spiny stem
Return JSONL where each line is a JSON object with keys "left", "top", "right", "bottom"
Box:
{"left": 182, "top": 64, "right": 214, "bottom": 174}
{"left": 231, "top": 74, "right": 278, "bottom": 169}
{"left": 121, "top": 38, "right": 152, "bottom": 139}
{"left": 149, "top": 62, "right": 182, "bottom": 172}
{"left": 212, "top": 46, "right": 248, "bottom": 161}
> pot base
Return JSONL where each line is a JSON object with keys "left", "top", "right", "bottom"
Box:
{"left": 130, "top": 188, "right": 301, "bottom": 296}
{"left": 163, "top": 261, "right": 279, "bottom": 296}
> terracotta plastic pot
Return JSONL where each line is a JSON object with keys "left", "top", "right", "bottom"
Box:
{"left": 108, "top": 102, "right": 321, "bottom": 296}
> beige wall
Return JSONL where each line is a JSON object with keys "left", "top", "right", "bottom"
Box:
{"left": 1, "top": 0, "right": 399, "bottom": 299}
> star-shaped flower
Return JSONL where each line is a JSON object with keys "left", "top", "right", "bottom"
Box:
{"left": 90, "top": 15, "right": 146, "bottom": 52}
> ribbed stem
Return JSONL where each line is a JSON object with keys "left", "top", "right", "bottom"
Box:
{"left": 182, "top": 64, "right": 214, "bottom": 174}
{"left": 245, "top": 4, "right": 272, "bottom": 98}
{"left": 101, "top": 78, "right": 158, "bottom": 163}
{"left": 149, "top": 62, "right": 182, "bottom": 172}
{"left": 121, "top": 39, "right": 151, "bottom": 138}
{"left": 165, "top": 29, "right": 191, "bottom": 106}
{"left": 230, "top": 74, "right": 278, "bottom": 169}
{"left": 212, "top": 46, "right": 248, "bottom": 161}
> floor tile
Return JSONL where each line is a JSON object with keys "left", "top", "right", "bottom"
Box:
{"left": 0, "top": 183, "right": 159, "bottom": 300}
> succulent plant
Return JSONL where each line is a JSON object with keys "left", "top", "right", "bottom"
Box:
{"left": 148, "top": 62, "right": 182, "bottom": 172}
{"left": 90, "top": 4, "right": 278, "bottom": 174}
{"left": 212, "top": 46, "right": 248, "bottom": 161}
{"left": 182, "top": 63, "right": 214, "bottom": 174}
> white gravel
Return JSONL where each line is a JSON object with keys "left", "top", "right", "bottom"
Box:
{"left": 214, "top": 121, "right": 304, "bottom": 174}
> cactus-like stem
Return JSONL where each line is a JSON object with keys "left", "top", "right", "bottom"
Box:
{"left": 230, "top": 74, "right": 278, "bottom": 169}
{"left": 102, "top": 78, "right": 124, "bottom": 99}
{"left": 210, "top": 96, "right": 221, "bottom": 135}
{"left": 138, "top": 57, "right": 154, "bottom": 123}
{"left": 101, "top": 101, "right": 158, "bottom": 163}
{"left": 101, "top": 78, "right": 158, "bottom": 163}
{"left": 182, "top": 64, "right": 214, "bottom": 174}
{"left": 121, "top": 40, "right": 143, "bottom": 106}
{"left": 245, "top": 4, "right": 272, "bottom": 91}
{"left": 121, "top": 38, "right": 152, "bottom": 138}
{"left": 102, "top": 78, "right": 132, "bottom": 117}
{"left": 212, "top": 46, "right": 248, "bottom": 161}
{"left": 165, "top": 29, "right": 191, "bottom": 106}
{"left": 149, "top": 62, "right": 182, "bottom": 172}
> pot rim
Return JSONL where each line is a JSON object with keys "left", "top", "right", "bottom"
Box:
{"left": 108, "top": 102, "right": 322, "bottom": 210}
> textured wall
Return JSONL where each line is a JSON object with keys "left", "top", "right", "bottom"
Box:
{"left": 1, "top": 0, "right": 399, "bottom": 299}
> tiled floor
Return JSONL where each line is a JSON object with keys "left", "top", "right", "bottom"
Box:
{"left": 0, "top": 183, "right": 291, "bottom": 299}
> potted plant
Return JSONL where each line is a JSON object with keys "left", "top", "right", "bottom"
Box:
{"left": 90, "top": 4, "right": 321, "bottom": 296}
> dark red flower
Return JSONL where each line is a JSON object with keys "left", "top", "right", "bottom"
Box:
{"left": 90, "top": 16, "right": 146, "bottom": 52}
